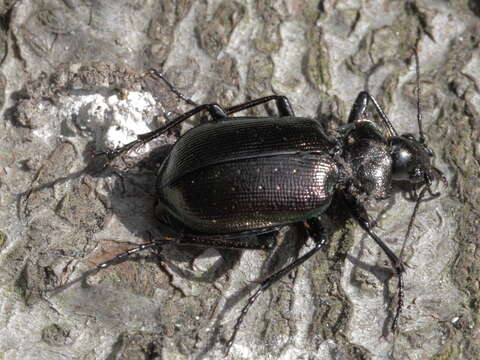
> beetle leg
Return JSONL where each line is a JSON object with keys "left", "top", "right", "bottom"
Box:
{"left": 90, "top": 231, "right": 277, "bottom": 272}
{"left": 47, "top": 240, "right": 174, "bottom": 295}
{"left": 304, "top": 217, "right": 327, "bottom": 245}
{"left": 94, "top": 226, "right": 280, "bottom": 272}
{"left": 96, "top": 229, "right": 280, "bottom": 272}
{"left": 225, "top": 95, "right": 295, "bottom": 117}
{"left": 174, "top": 230, "right": 278, "bottom": 251}
{"left": 348, "top": 91, "right": 398, "bottom": 137}
{"left": 50, "top": 230, "right": 280, "bottom": 296}
{"left": 343, "top": 193, "right": 405, "bottom": 332}
{"left": 154, "top": 214, "right": 280, "bottom": 250}
{"left": 147, "top": 69, "right": 294, "bottom": 117}
{"left": 226, "top": 218, "right": 327, "bottom": 355}
{"left": 93, "top": 240, "right": 169, "bottom": 270}
{"left": 348, "top": 92, "right": 369, "bottom": 123}
{"left": 101, "top": 103, "right": 227, "bottom": 159}
{"left": 148, "top": 69, "right": 198, "bottom": 106}
{"left": 93, "top": 228, "right": 280, "bottom": 273}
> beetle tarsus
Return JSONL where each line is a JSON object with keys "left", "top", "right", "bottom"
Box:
{"left": 148, "top": 68, "right": 199, "bottom": 107}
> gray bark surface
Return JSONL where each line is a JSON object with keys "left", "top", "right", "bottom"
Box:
{"left": 0, "top": 0, "right": 479, "bottom": 359}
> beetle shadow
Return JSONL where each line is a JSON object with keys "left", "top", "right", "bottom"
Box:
{"left": 344, "top": 181, "right": 428, "bottom": 337}
{"left": 193, "top": 224, "right": 309, "bottom": 359}
{"left": 345, "top": 195, "right": 396, "bottom": 334}
{"left": 29, "top": 138, "right": 246, "bottom": 300}
{"left": 193, "top": 193, "right": 354, "bottom": 357}
{"left": 86, "top": 142, "right": 245, "bottom": 284}
{"left": 92, "top": 144, "right": 321, "bottom": 357}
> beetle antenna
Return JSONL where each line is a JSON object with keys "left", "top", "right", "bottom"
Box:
{"left": 398, "top": 186, "right": 427, "bottom": 261}
{"left": 391, "top": 185, "right": 427, "bottom": 330}
{"left": 414, "top": 48, "right": 425, "bottom": 144}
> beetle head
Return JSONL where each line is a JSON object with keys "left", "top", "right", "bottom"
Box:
{"left": 390, "top": 134, "right": 445, "bottom": 188}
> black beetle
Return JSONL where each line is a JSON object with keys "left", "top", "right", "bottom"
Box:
{"left": 89, "top": 54, "right": 446, "bottom": 354}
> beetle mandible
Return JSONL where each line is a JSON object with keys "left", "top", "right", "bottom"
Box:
{"left": 91, "top": 51, "right": 446, "bottom": 354}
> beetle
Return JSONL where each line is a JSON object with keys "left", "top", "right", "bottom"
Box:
{"left": 87, "top": 53, "right": 446, "bottom": 354}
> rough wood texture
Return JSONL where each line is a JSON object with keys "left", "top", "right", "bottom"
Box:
{"left": 0, "top": 0, "right": 478, "bottom": 359}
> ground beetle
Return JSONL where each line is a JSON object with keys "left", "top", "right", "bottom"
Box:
{"left": 85, "top": 51, "right": 446, "bottom": 354}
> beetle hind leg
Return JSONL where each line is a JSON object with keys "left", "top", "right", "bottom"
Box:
{"left": 49, "top": 229, "right": 279, "bottom": 296}
{"left": 100, "top": 102, "right": 228, "bottom": 160}
{"left": 47, "top": 239, "right": 174, "bottom": 296}
{"left": 225, "top": 218, "right": 328, "bottom": 355}
{"left": 172, "top": 228, "right": 279, "bottom": 250}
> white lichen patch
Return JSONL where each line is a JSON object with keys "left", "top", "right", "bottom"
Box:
{"left": 57, "top": 90, "right": 158, "bottom": 154}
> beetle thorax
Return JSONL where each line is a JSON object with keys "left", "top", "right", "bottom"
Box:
{"left": 341, "top": 121, "right": 393, "bottom": 200}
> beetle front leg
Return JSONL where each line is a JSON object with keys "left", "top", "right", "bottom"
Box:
{"left": 226, "top": 218, "right": 327, "bottom": 355}
{"left": 343, "top": 193, "right": 405, "bottom": 332}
